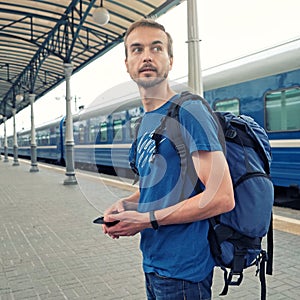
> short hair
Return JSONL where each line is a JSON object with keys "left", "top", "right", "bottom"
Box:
{"left": 124, "top": 18, "right": 173, "bottom": 59}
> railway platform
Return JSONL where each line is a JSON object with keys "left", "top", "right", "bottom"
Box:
{"left": 0, "top": 159, "right": 299, "bottom": 300}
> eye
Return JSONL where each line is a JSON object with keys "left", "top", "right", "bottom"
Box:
{"left": 132, "top": 47, "right": 143, "bottom": 53}
{"left": 152, "top": 45, "right": 162, "bottom": 52}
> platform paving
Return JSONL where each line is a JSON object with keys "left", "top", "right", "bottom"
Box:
{"left": 0, "top": 159, "right": 299, "bottom": 300}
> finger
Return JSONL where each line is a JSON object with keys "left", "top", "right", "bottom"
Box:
{"left": 108, "top": 233, "right": 119, "bottom": 239}
{"left": 102, "top": 224, "right": 110, "bottom": 234}
{"left": 117, "top": 201, "right": 125, "bottom": 212}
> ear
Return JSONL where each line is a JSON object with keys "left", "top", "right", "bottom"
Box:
{"left": 125, "top": 58, "right": 129, "bottom": 73}
{"left": 169, "top": 57, "right": 173, "bottom": 70}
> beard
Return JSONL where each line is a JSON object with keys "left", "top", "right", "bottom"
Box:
{"left": 132, "top": 72, "right": 168, "bottom": 89}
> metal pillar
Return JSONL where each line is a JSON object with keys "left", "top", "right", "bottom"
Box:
{"left": 12, "top": 108, "right": 19, "bottom": 166}
{"left": 0, "top": 131, "right": 2, "bottom": 161}
{"left": 187, "top": 0, "right": 203, "bottom": 96}
{"left": 29, "top": 93, "right": 39, "bottom": 172}
{"left": 3, "top": 117, "right": 9, "bottom": 162}
{"left": 63, "top": 63, "right": 77, "bottom": 185}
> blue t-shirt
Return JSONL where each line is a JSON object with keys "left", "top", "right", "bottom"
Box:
{"left": 130, "top": 94, "right": 222, "bottom": 282}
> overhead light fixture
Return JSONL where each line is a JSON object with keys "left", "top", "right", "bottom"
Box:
{"left": 16, "top": 94, "right": 24, "bottom": 103}
{"left": 93, "top": 0, "right": 110, "bottom": 25}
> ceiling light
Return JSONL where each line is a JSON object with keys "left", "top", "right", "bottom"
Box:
{"left": 16, "top": 94, "right": 24, "bottom": 103}
{"left": 93, "top": 0, "right": 110, "bottom": 25}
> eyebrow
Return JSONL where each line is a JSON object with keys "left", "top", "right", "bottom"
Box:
{"left": 151, "top": 40, "right": 163, "bottom": 46}
{"left": 129, "top": 40, "right": 164, "bottom": 48}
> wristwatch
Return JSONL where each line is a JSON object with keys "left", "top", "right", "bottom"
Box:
{"left": 149, "top": 211, "right": 159, "bottom": 230}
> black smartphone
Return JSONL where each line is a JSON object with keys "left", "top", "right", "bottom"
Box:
{"left": 93, "top": 216, "right": 120, "bottom": 227}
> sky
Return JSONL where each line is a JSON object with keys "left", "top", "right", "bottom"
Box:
{"left": 2, "top": 0, "right": 300, "bottom": 135}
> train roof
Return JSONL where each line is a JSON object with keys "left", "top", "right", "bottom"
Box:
{"left": 17, "top": 37, "right": 300, "bottom": 133}
{"left": 17, "top": 115, "right": 64, "bottom": 135}
{"left": 78, "top": 79, "right": 191, "bottom": 120}
{"left": 79, "top": 81, "right": 141, "bottom": 120}
{"left": 81, "top": 37, "right": 300, "bottom": 117}
{"left": 202, "top": 37, "right": 300, "bottom": 90}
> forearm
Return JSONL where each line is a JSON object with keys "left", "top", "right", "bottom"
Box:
{"left": 154, "top": 188, "right": 233, "bottom": 226}
{"left": 122, "top": 190, "right": 140, "bottom": 210}
{"left": 123, "top": 190, "right": 140, "bottom": 202}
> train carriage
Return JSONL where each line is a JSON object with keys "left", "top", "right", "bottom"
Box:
{"left": 2, "top": 38, "right": 300, "bottom": 200}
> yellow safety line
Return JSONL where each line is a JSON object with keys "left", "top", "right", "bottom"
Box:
{"left": 273, "top": 215, "right": 300, "bottom": 235}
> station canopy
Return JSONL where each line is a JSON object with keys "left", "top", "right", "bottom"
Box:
{"left": 0, "top": 0, "right": 182, "bottom": 124}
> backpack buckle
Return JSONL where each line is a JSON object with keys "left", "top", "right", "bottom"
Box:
{"left": 225, "top": 129, "right": 237, "bottom": 139}
{"left": 228, "top": 271, "right": 243, "bottom": 286}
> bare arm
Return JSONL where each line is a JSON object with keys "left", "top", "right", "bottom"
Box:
{"left": 154, "top": 150, "right": 234, "bottom": 225}
{"left": 103, "top": 150, "right": 234, "bottom": 237}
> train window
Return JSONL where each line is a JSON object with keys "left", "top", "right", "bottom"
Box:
{"left": 36, "top": 135, "right": 40, "bottom": 146}
{"left": 55, "top": 127, "right": 60, "bottom": 145}
{"left": 18, "top": 136, "right": 23, "bottom": 147}
{"left": 90, "top": 125, "right": 98, "bottom": 143}
{"left": 265, "top": 88, "right": 300, "bottom": 131}
{"left": 100, "top": 122, "right": 108, "bottom": 142}
{"left": 130, "top": 116, "right": 140, "bottom": 139}
{"left": 41, "top": 134, "right": 49, "bottom": 145}
{"left": 79, "top": 125, "right": 85, "bottom": 144}
{"left": 20, "top": 135, "right": 30, "bottom": 146}
{"left": 8, "top": 138, "right": 13, "bottom": 147}
{"left": 50, "top": 127, "right": 56, "bottom": 145}
{"left": 113, "top": 120, "right": 123, "bottom": 141}
{"left": 214, "top": 98, "right": 240, "bottom": 115}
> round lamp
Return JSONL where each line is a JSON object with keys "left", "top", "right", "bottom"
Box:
{"left": 16, "top": 94, "right": 24, "bottom": 103}
{"left": 93, "top": 2, "right": 110, "bottom": 25}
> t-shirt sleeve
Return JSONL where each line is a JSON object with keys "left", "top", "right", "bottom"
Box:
{"left": 178, "top": 100, "right": 222, "bottom": 153}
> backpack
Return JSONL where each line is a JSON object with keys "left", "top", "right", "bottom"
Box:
{"left": 130, "top": 91, "right": 274, "bottom": 300}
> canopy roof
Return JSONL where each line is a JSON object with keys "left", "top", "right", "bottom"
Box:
{"left": 0, "top": 0, "right": 181, "bottom": 124}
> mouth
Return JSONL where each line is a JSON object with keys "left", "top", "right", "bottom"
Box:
{"left": 139, "top": 65, "right": 157, "bottom": 74}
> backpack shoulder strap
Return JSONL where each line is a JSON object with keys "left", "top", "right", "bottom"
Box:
{"left": 150, "top": 92, "right": 189, "bottom": 170}
{"left": 157, "top": 91, "right": 223, "bottom": 194}
{"left": 150, "top": 92, "right": 205, "bottom": 195}
{"left": 129, "top": 116, "right": 142, "bottom": 184}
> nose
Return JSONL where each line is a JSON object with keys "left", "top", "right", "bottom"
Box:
{"left": 143, "top": 48, "right": 152, "bottom": 63}
{"left": 143, "top": 57, "right": 152, "bottom": 63}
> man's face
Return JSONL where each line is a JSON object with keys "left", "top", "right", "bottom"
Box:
{"left": 125, "top": 26, "right": 173, "bottom": 89}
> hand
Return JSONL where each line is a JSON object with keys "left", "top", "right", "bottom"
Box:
{"left": 103, "top": 210, "right": 150, "bottom": 239}
{"left": 101, "top": 200, "right": 123, "bottom": 238}
{"left": 104, "top": 198, "right": 126, "bottom": 215}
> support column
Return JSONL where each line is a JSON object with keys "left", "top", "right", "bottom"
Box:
{"left": 0, "top": 132, "right": 2, "bottom": 161}
{"left": 12, "top": 108, "right": 19, "bottom": 166}
{"left": 0, "top": 128, "right": 2, "bottom": 161}
{"left": 3, "top": 117, "right": 9, "bottom": 162}
{"left": 29, "top": 93, "right": 39, "bottom": 172}
{"left": 63, "top": 63, "right": 77, "bottom": 185}
{"left": 187, "top": 0, "right": 203, "bottom": 96}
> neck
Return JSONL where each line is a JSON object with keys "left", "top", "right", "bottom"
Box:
{"left": 138, "top": 82, "right": 176, "bottom": 112}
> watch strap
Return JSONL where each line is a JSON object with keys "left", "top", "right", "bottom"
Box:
{"left": 149, "top": 210, "right": 159, "bottom": 230}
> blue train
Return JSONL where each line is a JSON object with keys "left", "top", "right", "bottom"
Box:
{"left": 3, "top": 38, "right": 300, "bottom": 200}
